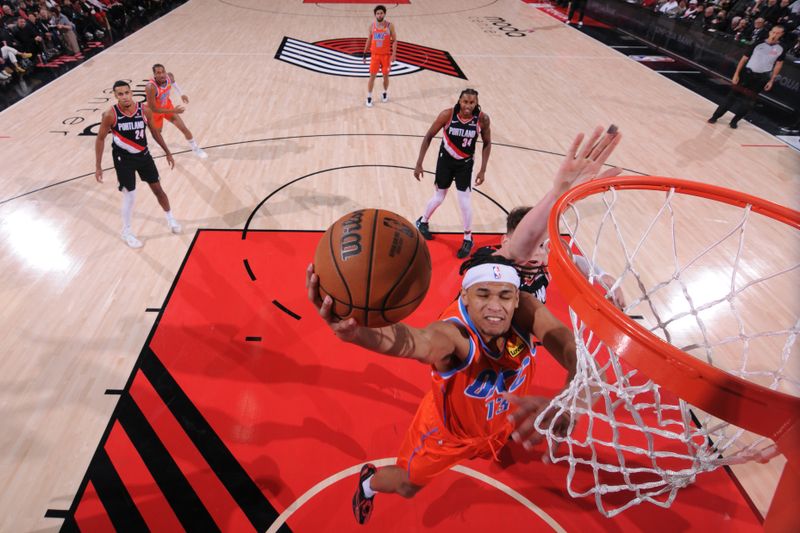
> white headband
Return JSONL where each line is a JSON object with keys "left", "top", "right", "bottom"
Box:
{"left": 462, "top": 263, "right": 520, "bottom": 290}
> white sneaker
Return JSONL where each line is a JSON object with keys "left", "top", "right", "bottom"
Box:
{"left": 168, "top": 219, "right": 182, "bottom": 234}
{"left": 193, "top": 147, "right": 208, "bottom": 159}
{"left": 578, "top": 21, "right": 583, "bottom": 27}
{"left": 121, "top": 231, "right": 143, "bottom": 248}
{"left": 381, "top": 92, "right": 388, "bottom": 103}
{"left": 366, "top": 96, "right": 373, "bottom": 108}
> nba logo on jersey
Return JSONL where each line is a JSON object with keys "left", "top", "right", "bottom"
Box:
{"left": 493, "top": 266, "right": 501, "bottom": 279}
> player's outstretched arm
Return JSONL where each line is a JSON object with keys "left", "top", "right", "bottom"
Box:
{"left": 94, "top": 109, "right": 114, "bottom": 183}
{"left": 306, "top": 264, "right": 466, "bottom": 368}
{"left": 499, "top": 125, "right": 622, "bottom": 264}
{"left": 169, "top": 72, "right": 190, "bottom": 104}
{"left": 505, "top": 292, "right": 577, "bottom": 455}
{"left": 413, "top": 109, "right": 451, "bottom": 181}
{"left": 143, "top": 106, "right": 175, "bottom": 169}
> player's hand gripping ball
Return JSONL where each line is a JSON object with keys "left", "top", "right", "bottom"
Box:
{"left": 313, "top": 209, "right": 432, "bottom": 327}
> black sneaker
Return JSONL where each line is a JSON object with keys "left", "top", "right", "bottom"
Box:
{"left": 352, "top": 463, "right": 376, "bottom": 525}
{"left": 456, "top": 239, "right": 473, "bottom": 259}
{"left": 729, "top": 121, "right": 738, "bottom": 129}
{"left": 707, "top": 117, "right": 717, "bottom": 124}
{"left": 415, "top": 217, "right": 433, "bottom": 240}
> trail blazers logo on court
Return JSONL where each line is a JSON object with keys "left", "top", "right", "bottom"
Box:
{"left": 275, "top": 37, "right": 467, "bottom": 79}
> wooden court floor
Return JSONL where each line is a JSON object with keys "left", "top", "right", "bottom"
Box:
{"left": 0, "top": 1, "right": 797, "bottom": 531}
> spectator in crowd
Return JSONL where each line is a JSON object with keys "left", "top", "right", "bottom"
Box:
{"left": 682, "top": 0, "right": 704, "bottom": 19}
{"left": 744, "top": 16, "right": 769, "bottom": 41}
{"left": 50, "top": 5, "right": 80, "bottom": 54}
{"left": 732, "top": 16, "right": 751, "bottom": 38}
{"left": 1, "top": 27, "right": 31, "bottom": 74}
{"left": 760, "top": 0, "right": 784, "bottom": 22}
{"left": 701, "top": 5, "right": 719, "bottom": 29}
{"left": 659, "top": 0, "right": 686, "bottom": 17}
{"left": 708, "top": 9, "right": 730, "bottom": 30}
{"left": 12, "top": 16, "right": 42, "bottom": 57}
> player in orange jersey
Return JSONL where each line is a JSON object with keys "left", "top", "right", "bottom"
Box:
{"left": 306, "top": 255, "right": 577, "bottom": 524}
{"left": 145, "top": 63, "right": 207, "bottom": 159}
{"left": 362, "top": 5, "right": 397, "bottom": 107}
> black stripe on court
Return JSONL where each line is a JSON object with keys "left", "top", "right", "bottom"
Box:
{"left": 104, "top": 389, "right": 124, "bottom": 395}
{"left": 140, "top": 348, "right": 288, "bottom": 532}
{"left": 44, "top": 509, "right": 69, "bottom": 518}
{"left": 245, "top": 336, "right": 262, "bottom": 342}
{"left": 90, "top": 447, "right": 149, "bottom": 531}
{"left": 117, "top": 392, "right": 220, "bottom": 531}
{"left": 243, "top": 258, "right": 256, "bottom": 281}
{"left": 273, "top": 299, "right": 301, "bottom": 320}
{"left": 145, "top": 308, "right": 161, "bottom": 313}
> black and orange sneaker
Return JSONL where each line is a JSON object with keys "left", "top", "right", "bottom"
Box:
{"left": 352, "top": 463, "right": 377, "bottom": 525}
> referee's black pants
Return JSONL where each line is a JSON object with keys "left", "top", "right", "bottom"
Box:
{"left": 568, "top": 0, "right": 587, "bottom": 23}
{"left": 711, "top": 68, "right": 771, "bottom": 125}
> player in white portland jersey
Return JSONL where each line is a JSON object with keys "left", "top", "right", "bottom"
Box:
{"left": 94, "top": 81, "right": 179, "bottom": 249}
{"left": 412, "top": 89, "right": 492, "bottom": 259}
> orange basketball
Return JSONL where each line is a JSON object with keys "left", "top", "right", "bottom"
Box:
{"left": 313, "top": 209, "right": 432, "bottom": 327}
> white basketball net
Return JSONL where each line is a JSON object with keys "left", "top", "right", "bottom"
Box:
{"left": 534, "top": 184, "right": 800, "bottom": 518}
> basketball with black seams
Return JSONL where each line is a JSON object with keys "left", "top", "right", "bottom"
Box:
{"left": 314, "top": 209, "right": 432, "bottom": 327}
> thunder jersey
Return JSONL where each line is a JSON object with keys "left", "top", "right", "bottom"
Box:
{"left": 111, "top": 103, "right": 148, "bottom": 155}
{"left": 370, "top": 21, "right": 392, "bottom": 55}
{"left": 441, "top": 108, "right": 481, "bottom": 161}
{"left": 431, "top": 298, "right": 536, "bottom": 444}
{"left": 148, "top": 77, "right": 172, "bottom": 107}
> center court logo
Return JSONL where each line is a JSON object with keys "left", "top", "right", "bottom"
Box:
{"left": 275, "top": 36, "right": 467, "bottom": 79}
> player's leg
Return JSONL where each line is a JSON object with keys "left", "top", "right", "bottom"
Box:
{"left": 113, "top": 155, "right": 143, "bottom": 248}
{"left": 730, "top": 73, "right": 768, "bottom": 129}
{"left": 367, "top": 55, "right": 381, "bottom": 107}
{"left": 708, "top": 87, "right": 738, "bottom": 123}
{"left": 168, "top": 114, "right": 207, "bottom": 159}
{"left": 370, "top": 466, "right": 421, "bottom": 497}
{"left": 141, "top": 156, "right": 182, "bottom": 233}
{"left": 353, "top": 396, "right": 469, "bottom": 524}
{"left": 151, "top": 111, "right": 166, "bottom": 134}
{"left": 416, "top": 152, "right": 454, "bottom": 240}
{"left": 454, "top": 160, "right": 474, "bottom": 258}
{"left": 381, "top": 55, "right": 390, "bottom": 102}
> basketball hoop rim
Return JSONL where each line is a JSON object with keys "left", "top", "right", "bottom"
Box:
{"left": 547, "top": 176, "right": 800, "bottom": 459}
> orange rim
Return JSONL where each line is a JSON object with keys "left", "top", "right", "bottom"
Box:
{"left": 547, "top": 176, "right": 800, "bottom": 462}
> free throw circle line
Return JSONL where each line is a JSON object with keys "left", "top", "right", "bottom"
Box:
{"left": 265, "top": 457, "right": 565, "bottom": 532}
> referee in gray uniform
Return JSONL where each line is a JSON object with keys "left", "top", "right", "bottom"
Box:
{"left": 708, "top": 24, "right": 786, "bottom": 129}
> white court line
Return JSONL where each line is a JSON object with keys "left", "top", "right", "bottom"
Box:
{"left": 98, "top": 51, "right": 630, "bottom": 60}
{"left": 265, "top": 457, "right": 566, "bottom": 533}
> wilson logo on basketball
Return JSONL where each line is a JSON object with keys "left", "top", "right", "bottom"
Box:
{"left": 340, "top": 210, "right": 364, "bottom": 260}
{"left": 275, "top": 37, "right": 467, "bottom": 79}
